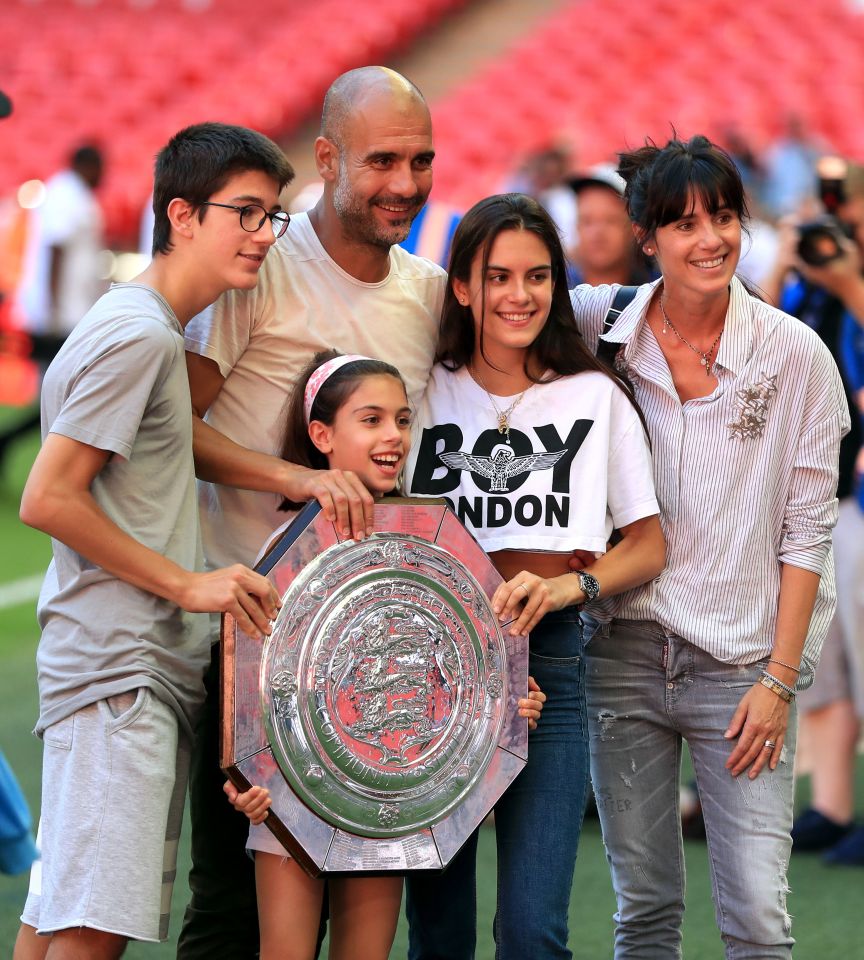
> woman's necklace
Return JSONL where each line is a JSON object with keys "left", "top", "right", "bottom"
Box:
{"left": 471, "top": 367, "right": 529, "bottom": 444}
{"left": 658, "top": 297, "right": 724, "bottom": 377}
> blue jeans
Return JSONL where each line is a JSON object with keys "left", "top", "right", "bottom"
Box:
{"left": 586, "top": 620, "right": 797, "bottom": 960}
{"left": 407, "top": 608, "right": 590, "bottom": 960}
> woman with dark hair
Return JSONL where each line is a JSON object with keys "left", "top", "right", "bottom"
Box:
{"left": 405, "top": 192, "right": 665, "bottom": 958}
{"left": 570, "top": 135, "right": 850, "bottom": 958}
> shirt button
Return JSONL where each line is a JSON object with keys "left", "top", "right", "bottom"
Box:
{"left": 667, "top": 682, "right": 674, "bottom": 689}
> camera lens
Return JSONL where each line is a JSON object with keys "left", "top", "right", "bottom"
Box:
{"left": 797, "top": 221, "right": 845, "bottom": 266}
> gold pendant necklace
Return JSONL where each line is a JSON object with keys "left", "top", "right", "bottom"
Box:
{"left": 659, "top": 297, "right": 724, "bottom": 377}
{"left": 471, "top": 368, "right": 529, "bottom": 444}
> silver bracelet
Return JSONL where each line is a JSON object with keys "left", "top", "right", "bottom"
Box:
{"left": 761, "top": 670, "right": 796, "bottom": 698}
{"left": 768, "top": 657, "right": 800, "bottom": 674}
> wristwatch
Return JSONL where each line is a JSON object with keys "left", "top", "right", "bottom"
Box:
{"left": 577, "top": 572, "right": 601, "bottom": 603}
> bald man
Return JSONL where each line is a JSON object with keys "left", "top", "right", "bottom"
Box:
{"left": 177, "top": 68, "right": 456, "bottom": 959}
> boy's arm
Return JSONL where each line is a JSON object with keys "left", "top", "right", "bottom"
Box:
{"left": 186, "top": 352, "right": 375, "bottom": 539}
{"left": 20, "top": 433, "right": 279, "bottom": 638}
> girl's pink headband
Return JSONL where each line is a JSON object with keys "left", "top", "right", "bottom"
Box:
{"left": 303, "top": 354, "right": 371, "bottom": 424}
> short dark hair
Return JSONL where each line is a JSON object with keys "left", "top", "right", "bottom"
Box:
{"left": 617, "top": 133, "right": 749, "bottom": 243}
{"left": 278, "top": 350, "right": 405, "bottom": 510}
{"left": 151, "top": 122, "right": 294, "bottom": 256}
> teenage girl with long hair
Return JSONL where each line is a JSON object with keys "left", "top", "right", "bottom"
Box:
{"left": 404, "top": 193, "right": 666, "bottom": 958}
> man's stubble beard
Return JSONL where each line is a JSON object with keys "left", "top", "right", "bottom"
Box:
{"left": 333, "top": 166, "right": 423, "bottom": 251}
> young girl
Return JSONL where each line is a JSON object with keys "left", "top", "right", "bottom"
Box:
{"left": 226, "top": 349, "right": 546, "bottom": 960}
{"left": 403, "top": 193, "right": 666, "bottom": 958}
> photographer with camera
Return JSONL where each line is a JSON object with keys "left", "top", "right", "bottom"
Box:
{"left": 763, "top": 157, "right": 864, "bottom": 867}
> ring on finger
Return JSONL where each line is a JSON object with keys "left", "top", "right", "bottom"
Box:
{"left": 763, "top": 739, "right": 777, "bottom": 750}
{"left": 518, "top": 583, "right": 529, "bottom": 595}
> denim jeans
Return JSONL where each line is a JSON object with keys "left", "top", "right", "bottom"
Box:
{"left": 407, "top": 608, "right": 590, "bottom": 960}
{"left": 586, "top": 619, "right": 796, "bottom": 960}
{"left": 406, "top": 828, "right": 479, "bottom": 960}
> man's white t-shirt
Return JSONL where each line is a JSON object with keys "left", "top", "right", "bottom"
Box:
{"left": 184, "top": 211, "right": 446, "bottom": 569}
{"left": 405, "top": 364, "right": 659, "bottom": 554}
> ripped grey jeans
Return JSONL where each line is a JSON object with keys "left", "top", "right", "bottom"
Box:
{"left": 585, "top": 619, "right": 796, "bottom": 960}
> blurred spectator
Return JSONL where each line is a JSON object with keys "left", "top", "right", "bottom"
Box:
{"left": 400, "top": 200, "right": 461, "bottom": 267}
{"left": 762, "top": 115, "right": 822, "bottom": 219}
{"left": 722, "top": 125, "right": 765, "bottom": 202}
{"left": 139, "top": 191, "right": 155, "bottom": 261}
{"left": 720, "top": 128, "right": 783, "bottom": 294}
{"left": 1, "top": 145, "right": 107, "bottom": 473}
{"left": 736, "top": 204, "right": 781, "bottom": 294}
{"left": 764, "top": 159, "right": 864, "bottom": 866}
{"left": 0, "top": 750, "right": 38, "bottom": 876}
{"left": 506, "top": 141, "right": 579, "bottom": 248}
{"left": 564, "top": 164, "right": 653, "bottom": 287}
{"left": 16, "top": 143, "right": 106, "bottom": 341}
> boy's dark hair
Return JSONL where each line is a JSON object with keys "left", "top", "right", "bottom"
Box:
{"left": 279, "top": 350, "right": 405, "bottom": 511}
{"left": 617, "top": 133, "right": 750, "bottom": 244}
{"left": 151, "top": 122, "right": 294, "bottom": 257}
{"left": 437, "top": 192, "right": 648, "bottom": 435}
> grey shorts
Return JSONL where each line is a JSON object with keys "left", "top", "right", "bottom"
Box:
{"left": 20, "top": 688, "right": 190, "bottom": 942}
{"left": 799, "top": 498, "right": 864, "bottom": 717}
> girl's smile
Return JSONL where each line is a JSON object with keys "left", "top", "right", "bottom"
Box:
{"left": 310, "top": 374, "right": 411, "bottom": 497}
{"left": 453, "top": 228, "right": 554, "bottom": 369}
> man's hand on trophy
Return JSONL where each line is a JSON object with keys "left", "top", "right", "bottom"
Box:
{"left": 518, "top": 675, "right": 546, "bottom": 730}
{"left": 224, "top": 780, "right": 272, "bottom": 825}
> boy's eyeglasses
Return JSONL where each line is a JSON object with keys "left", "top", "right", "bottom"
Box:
{"left": 201, "top": 202, "right": 290, "bottom": 238}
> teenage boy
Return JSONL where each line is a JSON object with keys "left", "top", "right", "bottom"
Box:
{"left": 13, "top": 122, "right": 292, "bottom": 960}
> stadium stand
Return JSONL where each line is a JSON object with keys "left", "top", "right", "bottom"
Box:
{"left": 429, "top": 0, "right": 864, "bottom": 208}
{"left": 0, "top": 0, "right": 468, "bottom": 243}
{"left": 3, "top": 0, "right": 864, "bottom": 243}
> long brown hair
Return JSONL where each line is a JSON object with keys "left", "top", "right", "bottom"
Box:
{"left": 437, "top": 192, "right": 648, "bottom": 432}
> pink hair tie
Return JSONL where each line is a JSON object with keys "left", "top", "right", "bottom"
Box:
{"left": 303, "top": 354, "right": 370, "bottom": 423}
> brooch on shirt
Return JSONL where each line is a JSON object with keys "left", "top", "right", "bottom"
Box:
{"left": 728, "top": 375, "right": 778, "bottom": 440}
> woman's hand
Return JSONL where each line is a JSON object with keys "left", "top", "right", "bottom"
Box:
{"left": 723, "top": 682, "right": 791, "bottom": 779}
{"left": 492, "top": 571, "right": 578, "bottom": 635}
{"left": 223, "top": 780, "right": 272, "bottom": 825}
{"left": 518, "top": 675, "right": 547, "bottom": 730}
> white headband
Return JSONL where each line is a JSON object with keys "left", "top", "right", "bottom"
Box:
{"left": 303, "top": 354, "right": 370, "bottom": 424}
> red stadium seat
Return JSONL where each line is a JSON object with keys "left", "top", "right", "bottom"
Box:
{"left": 0, "top": 0, "right": 469, "bottom": 244}
{"left": 427, "top": 0, "right": 864, "bottom": 209}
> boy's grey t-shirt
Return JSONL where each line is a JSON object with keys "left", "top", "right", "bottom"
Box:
{"left": 35, "top": 282, "right": 209, "bottom": 738}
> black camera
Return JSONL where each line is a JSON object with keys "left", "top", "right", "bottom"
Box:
{"left": 797, "top": 216, "right": 850, "bottom": 266}
{"left": 797, "top": 156, "right": 851, "bottom": 266}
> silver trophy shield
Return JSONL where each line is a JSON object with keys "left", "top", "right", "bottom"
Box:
{"left": 221, "top": 497, "right": 528, "bottom": 876}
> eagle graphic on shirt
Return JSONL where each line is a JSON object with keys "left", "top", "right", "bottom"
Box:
{"left": 439, "top": 445, "right": 567, "bottom": 493}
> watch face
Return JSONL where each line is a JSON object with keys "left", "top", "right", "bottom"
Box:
{"left": 580, "top": 573, "right": 600, "bottom": 601}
